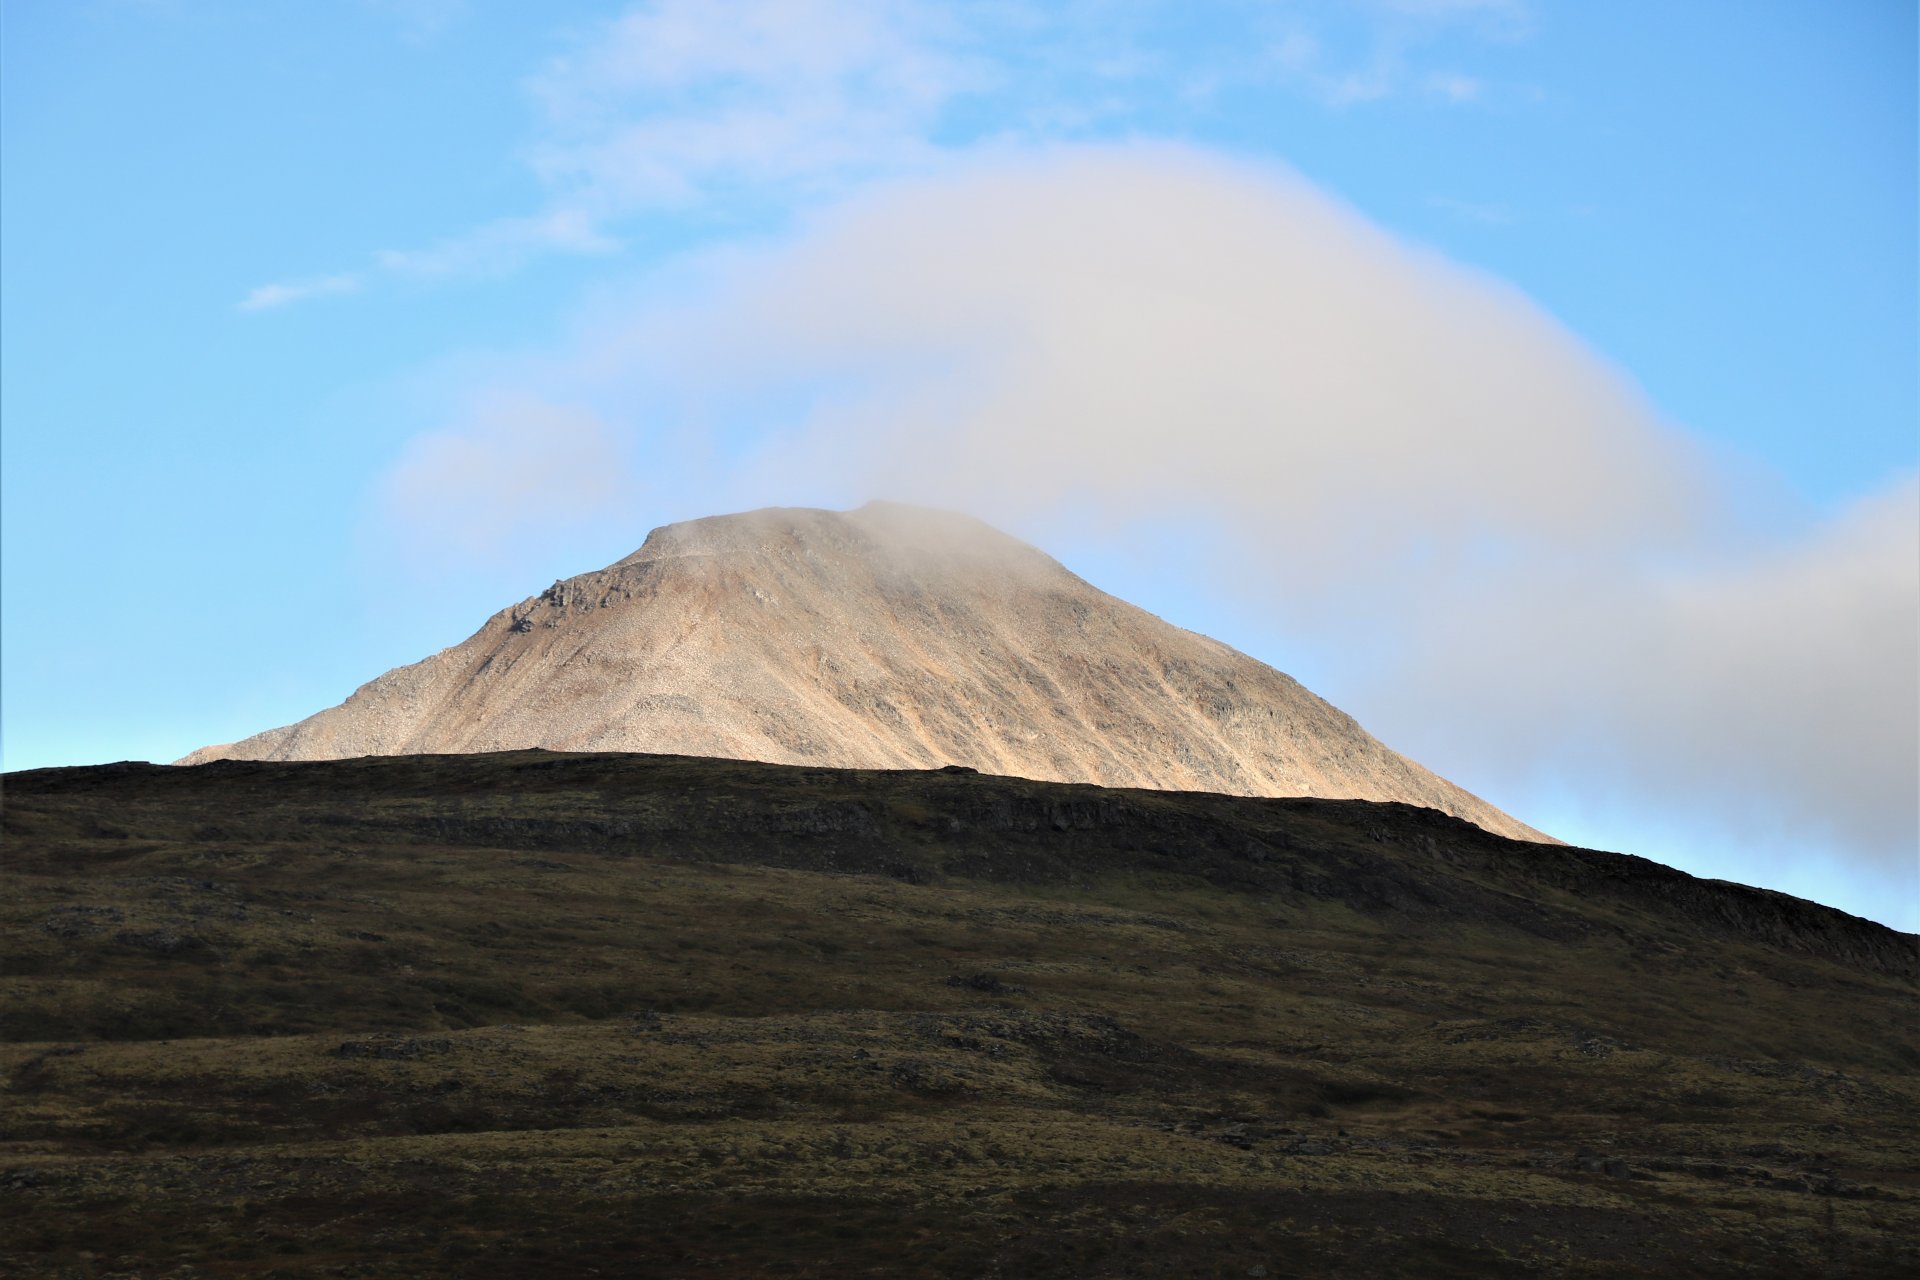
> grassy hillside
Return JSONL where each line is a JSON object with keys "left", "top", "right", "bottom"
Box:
{"left": 3, "top": 751, "right": 1915, "bottom": 1277}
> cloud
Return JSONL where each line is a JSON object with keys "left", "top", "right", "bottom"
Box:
{"left": 524, "top": 0, "right": 989, "bottom": 212}
{"left": 362, "top": 0, "right": 466, "bottom": 41}
{"left": 375, "top": 395, "right": 632, "bottom": 566}
{"left": 1642, "top": 477, "right": 1918, "bottom": 860}
{"left": 238, "top": 216, "right": 617, "bottom": 313}
{"left": 1423, "top": 72, "right": 1483, "bottom": 102}
{"left": 1370, "top": 0, "right": 1528, "bottom": 27}
{"left": 374, "top": 143, "right": 1916, "bottom": 911}
{"left": 665, "top": 146, "right": 1714, "bottom": 564}
{"left": 236, "top": 272, "right": 363, "bottom": 313}
{"left": 1372, "top": 473, "right": 1919, "bottom": 870}
{"left": 531, "top": 0, "right": 980, "bottom": 123}
{"left": 1428, "top": 193, "right": 1514, "bottom": 224}
{"left": 1268, "top": 0, "right": 1528, "bottom": 108}
{"left": 245, "top": 0, "right": 1532, "bottom": 309}
{"left": 1270, "top": 29, "right": 1399, "bottom": 108}
{"left": 252, "top": 0, "right": 1532, "bottom": 307}
{"left": 376, "top": 211, "right": 621, "bottom": 278}
{"left": 248, "top": 0, "right": 993, "bottom": 306}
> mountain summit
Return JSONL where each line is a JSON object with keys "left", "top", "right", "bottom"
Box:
{"left": 181, "top": 501, "right": 1545, "bottom": 841}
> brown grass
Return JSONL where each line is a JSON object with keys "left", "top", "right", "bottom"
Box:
{"left": 2, "top": 751, "right": 1915, "bottom": 1277}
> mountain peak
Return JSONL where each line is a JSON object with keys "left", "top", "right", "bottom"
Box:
{"left": 618, "top": 501, "right": 1068, "bottom": 582}
{"left": 181, "top": 501, "right": 1547, "bottom": 843}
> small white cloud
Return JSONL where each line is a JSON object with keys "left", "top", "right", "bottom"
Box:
{"left": 235, "top": 273, "right": 363, "bottom": 313}
{"left": 1424, "top": 71, "right": 1483, "bottom": 102}
{"left": 375, "top": 210, "right": 620, "bottom": 278}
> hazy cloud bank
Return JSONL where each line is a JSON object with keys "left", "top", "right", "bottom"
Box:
{"left": 372, "top": 143, "right": 1918, "bottom": 913}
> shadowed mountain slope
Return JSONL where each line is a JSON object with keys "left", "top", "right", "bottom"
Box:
{"left": 182, "top": 502, "right": 1545, "bottom": 842}
{"left": 3, "top": 752, "right": 1915, "bottom": 1277}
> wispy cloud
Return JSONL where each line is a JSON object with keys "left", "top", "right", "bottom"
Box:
{"left": 245, "top": 2, "right": 1535, "bottom": 307}
{"left": 1428, "top": 193, "right": 1515, "bottom": 225}
{"left": 245, "top": 0, "right": 993, "bottom": 308}
{"left": 1423, "top": 71, "right": 1484, "bottom": 102}
{"left": 377, "top": 394, "right": 631, "bottom": 563}
{"left": 1270, "top": 29, "right": 1398, "bottom": 108}
{"left": 1268, "top": 0, "right": 1530, "bottom": 108}
{"left": 361, "top": 0, "right": 467, "bottom": 42}
{"left": 1370, "top": 0, "right": 1528, "bottom": 27}
{"left": 235, "top": 272, "right": 363, "bottom": 313}
{"left": 376, "top": 210, "right": 621, "bottom": 278}
{"left": 524, "top": 0, "right": 989, "bottom": 212}
{"left": 238, "top": 215, "right": 618, "bottom": 313}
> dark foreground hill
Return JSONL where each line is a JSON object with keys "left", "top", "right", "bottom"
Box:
{"left": 2, "top": 752, "right": 1915, "bottom": 1278}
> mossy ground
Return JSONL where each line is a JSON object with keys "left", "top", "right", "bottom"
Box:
{"left": 2, "top": 753, "right": 1915, "bottom": 1277}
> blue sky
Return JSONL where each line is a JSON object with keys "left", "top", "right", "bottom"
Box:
{"left": 4, "top": 1, "right": 1914, "bottom": 927}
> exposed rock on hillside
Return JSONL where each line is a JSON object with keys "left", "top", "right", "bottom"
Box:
{"left": 181, "top": 502, "right": 1545, "bottom": 842}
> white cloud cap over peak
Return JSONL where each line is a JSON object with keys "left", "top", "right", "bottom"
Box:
{"left": 376, "top": 142, "right": 1915, "bottom": 908}
{"left": 670, "top": 145, "right": 1717, "bottom": 565}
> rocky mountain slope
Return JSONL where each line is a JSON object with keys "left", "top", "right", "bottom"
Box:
{"left": 182, "top": 502, "right": 1545, "bottom": 842}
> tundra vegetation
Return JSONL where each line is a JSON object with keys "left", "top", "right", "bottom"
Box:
{"left": 2, "top": 751, "right": 1915, "bottom": 1277}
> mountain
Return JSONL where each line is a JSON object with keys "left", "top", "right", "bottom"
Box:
{"left": 4, "top": 752, "right": 1915, "bottom": 1277}
{"left": 181, "top": 501, "right": 1545, "bottom": 842}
